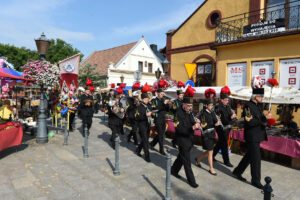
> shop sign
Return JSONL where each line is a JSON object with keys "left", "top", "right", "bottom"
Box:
{"left": 252, "top": 61, "right": 274, "bottom": 85}
{"left": 227, "top": 63, "right": 247, "bottom": 86}
{"left": 280, "top": 58, "right": 300, "bottom": 89}
{"left": 243, "top": 18, "right": 285, "bottom": 37}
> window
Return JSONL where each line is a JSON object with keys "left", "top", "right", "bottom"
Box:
{"left": 227, "top": 63, "right": 247, "bottom": 87}
{"left": 196, "top": 63, "right": 213, "bottom": 86}
{"left": 148, "top": 63, "right": 153, "bottom": 73}
{"left": 207, "top": 10, "right": 222, "bottom": 28}
{"left": 138, "top": 61, "right": 143, "bottom": 72}
{"left": 267, "top": 0, "right": 285, "bottom": 21}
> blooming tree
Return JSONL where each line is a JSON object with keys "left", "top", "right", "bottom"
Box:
{"left": 21, "top": 60, "right": 60, "bottom": 86}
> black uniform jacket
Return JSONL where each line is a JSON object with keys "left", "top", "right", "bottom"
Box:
{"left": 215, "top": 103, "right": 233, "bottom": 126}
{"left": 170, "top": 99, "right": 183, "bottom": 114}
{"left": 175, "top": 106, "right": 196, "bottom": 148}
{"left": 108, "top": 102, "right": 124, "bottom": 127}
{"left": 199, "top": 110, "right": 218, "bottom": 139}
{"left": 243, "top": 101, "right": 268, "bottom": 143}
{"left": 79, "top": 94, "right": 94, "bottom": 123}
{"left": 151, "top": 97, "right": 169, "bottom": 124}
{"left": 135, "top": 103, "right": 150, "bottom": 132}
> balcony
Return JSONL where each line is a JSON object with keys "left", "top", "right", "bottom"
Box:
{"left": 215, "top": 1, "right": 300, "bottom": 44}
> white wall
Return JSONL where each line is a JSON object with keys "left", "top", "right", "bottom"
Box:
{"left": 107, "top": 38, "right": 163, "bottom": 86}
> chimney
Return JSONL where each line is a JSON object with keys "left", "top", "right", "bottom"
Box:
{"left": 150, "top": 44, "right": 158, "bottom": 52}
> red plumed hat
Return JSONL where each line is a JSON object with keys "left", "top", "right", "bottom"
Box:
{"left": 110, "top": 83, "right": 116, "bottom": 89}
{"left": 115, "top": 87, "right": 123, "bottom": 94}
{"left": 205, "top": 88, "right": 216, "bottom": 99}
{"left": 267, "top": 79, "right": 279, "bottom": 87}
{"left": 90, "top": 86, "right": 95, "bottom": 92}
{"left": 220, "top": 86, "right": 231, "bottom": 99}
{"left": 177, "top": 81, "right": 185, "bottom": 88}
{"left": 86, "top": 78, "right": 93, "bottom": 86}
{"left": 158, "top": 79, "right": 169, "bottom": 89}
{"left": 141, "top": 83, "right": 153, "bottom": 93}
{"left": 120, "top": 83, "right": 126, "bottom": 89}
{"left": 184, "top": 85, "right": 195, "bottom": 97}
{"left": 132, "top": 82, "right": 140, "bottom": 90}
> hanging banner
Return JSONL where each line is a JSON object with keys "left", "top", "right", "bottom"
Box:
{"left": 252, "top": 61, "right": 274, "bottom": 85}
{"left": 59, "top": 53, "right": 81, "bottom": 88}
{"left": 279, "top": 58, "right": 300, "bottom": 89}
{"left": 227, "top": 63, "right": 247, "bottom": 86}
{"left": 184, "top": 63, "right": 197, "bottom": 79}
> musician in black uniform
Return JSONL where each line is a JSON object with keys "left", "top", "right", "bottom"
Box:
{"left": 233, "top": 85, "right": 271, "bottom": 189}
{"left": 150, "top": 88, "right": 169, "bottom": 155}
{"left": 108, "top": 94, "right": 125, "bottom": 149}
{"left": 135, "top": 93, "right": 152, "bottom": 162}
{"left": 170, "top": 89, "right": 184, "bottom": 148}
{"left": 195, "top": 89, "right": 220, "bottom": 176}
{"left": 127, "top": 91, "right": 140, "bottom": 145}
{"left": 171, "top": 96, "right": 200, "bottom": 188}
{"left": 79, "top": 87, "right": 94, "bottom": 131}
{"left": 94, "top": 88, "right": 102, "bottom": 114}
{"left": 213, "top": 86, "right": 236, "bottom": 167}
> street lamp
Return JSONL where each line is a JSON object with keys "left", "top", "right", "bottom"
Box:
{"left": 155, "top": 68, "right": 162, "bottom": 81}
{"left": 134, "top": 70, "right": 142, "bottom": 83}
{"left": 120, "top": 74, "right": 124, "bottom": 83}
{"left": 35, "top": 32, "right": 50, "bottom": 61}
{"left": 162, "top": 59, "right": 170, "bottom": 78}
{"left": 35, "top": 33, "right": 51, "bottom": 144}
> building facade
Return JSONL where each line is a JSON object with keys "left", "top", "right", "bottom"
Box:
{"left": 166, "top": 0, "right": 300, "bottom": 90}
{"left": 82, "top": 37, "right": 164, "bottom": 87}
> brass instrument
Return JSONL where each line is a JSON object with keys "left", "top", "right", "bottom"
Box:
{"left": 109, "top": 99, "right": 125, "bottom": 119}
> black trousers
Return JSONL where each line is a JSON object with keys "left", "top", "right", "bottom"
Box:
{"left": 110, "top": 124, "right": 121, "bottom": 146}
{"left": 234, "top": 142, "right": 262, "bottom": 184}
{"left": 213, "top": 128, "right": 230, "bottom": 164}
{"left": 136, "top": 126, "right": 150, "bottom": 158}
{"left": 171, "top": 144, "right": 196, "bottom": 184}
{"left": 151, "top": 122, "right": 166, "bottom": 152}
{"left": 69, "top": 112, "right": 76, "bottom": 130}
{"left": 128, "top": 119, "right": 138, "bottom": 144}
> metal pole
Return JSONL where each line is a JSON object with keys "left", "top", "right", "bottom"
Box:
{"left": 83, "top": 124, "right": 89, "bottom": 158}
{"left": 63, "top": 117, "right": 69, "bottom": 145}
{"left": 165, "top": 148, "right": 172, "bottom": 200}
{"left": 113, "top": 135, "right": 120, "bottom": 176}
{"left": 262, "top": 177, "right": 274, "bottom": 200}
{"left": 36, "top": 84, "right": 48, "bottom": 143}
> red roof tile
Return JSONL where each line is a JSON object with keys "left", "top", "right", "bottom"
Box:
{"left": 82, "top": 41, "right": 137, "bottom": 76}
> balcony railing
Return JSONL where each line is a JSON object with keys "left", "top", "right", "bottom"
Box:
{"left": 216, "top": 1, "right": 300, "bottom": 43}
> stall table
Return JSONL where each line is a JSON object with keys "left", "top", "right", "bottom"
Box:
{"left": 0, "top": 122, "right": 23, "bottom": 152}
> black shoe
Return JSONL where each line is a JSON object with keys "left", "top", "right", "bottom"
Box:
{"left": 189, "top": 182, "right": 199, "bottom": 188}
{"left": 172, "top": 140, "right": 177, "bottom": 148}
{"left": 160, "top": 151, "right": 166, "bottom": 156}
{"left": 171, "top": 170, "right": 182, "bottom": 179}
{"left": 134, "top": 142, "right": 138, "bottom": 145}
{"left": 127, "top": 136, "right": 131, "bottom": 143}
{"left": 135, "top": 149, "right": 142, "bottom": 157}
{"left": 251, "top": 182, "right": 263, "bottom": 189}
{"left": 145, "top": 157, "right": 151, "bottom": 163}
{"left": 232, "top": 171, "right": 247, "bottom": 182}
{"left": 209, "top": 170, "right": 217, "bottom": 176}
{"left": 213, "top": 158, "right": 217, "bottom": 162}
{"left": 224, "top": 162, "right": 234, "bottom": 168}
{"left": 149, "top": 143, "right": 154, "bottom": 150}
{"left": 194, "top": 158, "right": 202, "bottom": 168}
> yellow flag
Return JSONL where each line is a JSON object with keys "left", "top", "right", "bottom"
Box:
{"left": 184, "top": 63, "right": 197, "bottom": 79}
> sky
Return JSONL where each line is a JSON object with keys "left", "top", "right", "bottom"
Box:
{"left": 0, "top": 0, "right": 204, "bottom": 59}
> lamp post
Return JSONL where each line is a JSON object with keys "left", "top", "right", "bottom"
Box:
{"left": 271, "top": 70, "right": 276, "bottom": 79}
{"left": 35, "top": 33, "right": 51, "bottom": 144}
{"left": 120, "top": 74, "right": 124, "bottom": 83}
{"left": 155, "top": 68, "right": 162, "bottom": 81}
{"left": 162, "top": 59, "right": 170, "bottom": 79}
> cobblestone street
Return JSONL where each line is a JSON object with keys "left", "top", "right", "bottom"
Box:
{"left": 0, "top": 113, "right": 299, "bottom": 200}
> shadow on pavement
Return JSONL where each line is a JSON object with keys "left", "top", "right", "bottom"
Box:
{"left": 0, "top": 144, "right": 28, "bottom": 159}
{"left": 106, "top": 157, "right": 115, "bottom": 172}
{"left": 142, "top": 174, "right": 164, "bottom": 199}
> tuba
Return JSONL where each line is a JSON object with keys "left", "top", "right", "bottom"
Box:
{"left": 110, "top": 101, "right": 125, "bottom": 119}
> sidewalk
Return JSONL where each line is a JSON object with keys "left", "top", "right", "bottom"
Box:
{"left": 0, "top": 112, "right": 299, "bottom": 200}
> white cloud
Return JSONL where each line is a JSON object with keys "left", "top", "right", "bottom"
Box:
{"left": 0, "top": 0, "right": 94, "bottom": 49}
{"left": 112, "top": 1, "right": 202, "bottom": 36}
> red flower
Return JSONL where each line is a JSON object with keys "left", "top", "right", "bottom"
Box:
{"left": 267, "top": 118, "right": 276, "bottom": 126}
{"left": 110, "top": 83, "right": 116, "bottom": 88}
{"left": 267, "top": 79, "right": 279, "bottom": 87}
{"left": 205, "top": 88, "right": 216, "bottom": 99}
{"left": 177, "top": 81, "right": 185, "bottom": 88}
{"left": 115, "top": 87, "right": 123, "bottom": 94}
{"left": 86, "top": 78, "right": 93, "bottom": 86}
{"left": 221, "top": 86, "right": 231, "bottom": 95}
{"left": 184, "top": 85, "right": 195, "bottom": 97}
{"left": 120, "top": 83, "right": 126, "bottom": 89}
{"left": 132, "top": 82, "right": 140, "bottom": 90}
{"left": 141, "top": 83, "right": 153, "bottom": 93}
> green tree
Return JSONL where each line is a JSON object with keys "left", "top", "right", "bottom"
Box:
{"left": 46, "top": 39, "right": 83, "bottom": 64}
{"left": 78, "top": 63, "right": 101, "bottom": 87}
